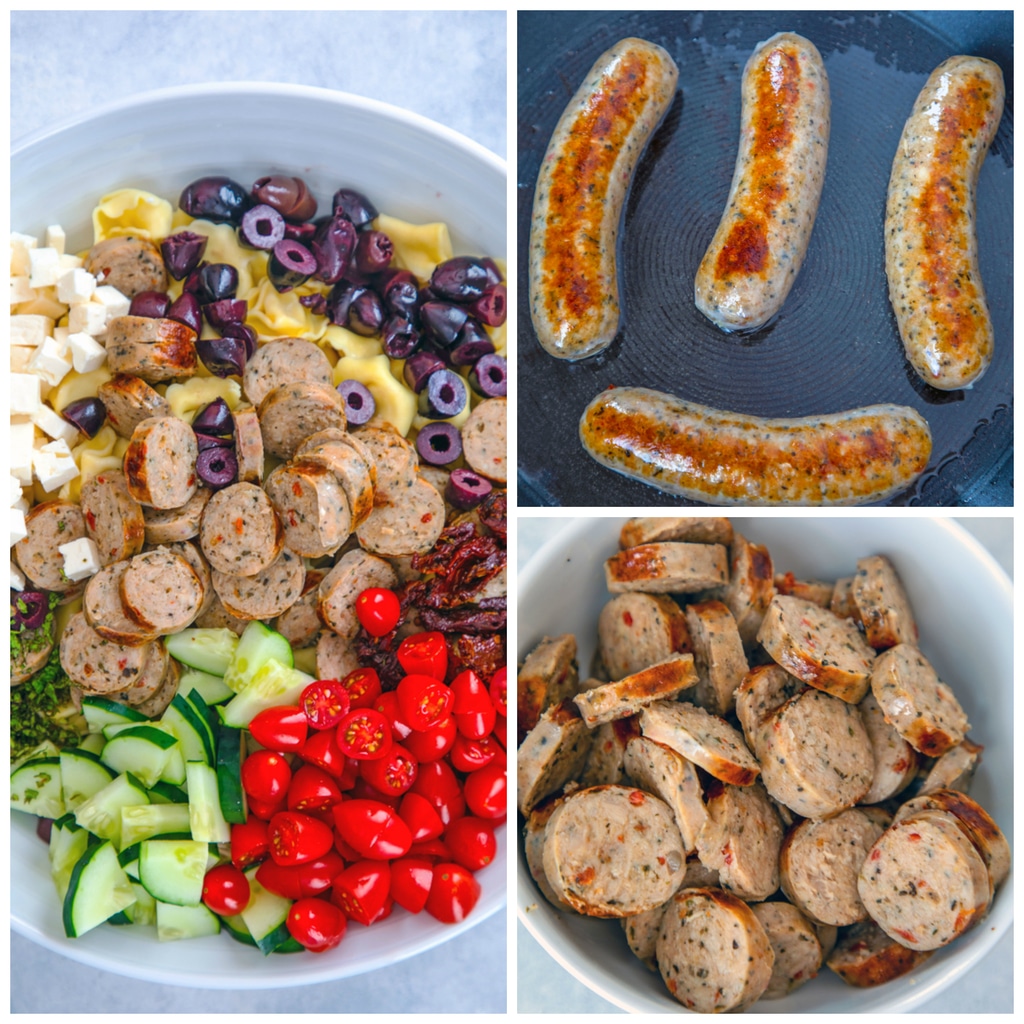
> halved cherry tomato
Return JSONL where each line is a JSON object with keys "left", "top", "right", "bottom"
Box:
{"left": 333, "top": 832, "right": 362, "bottom": 862}
{"left": 488, "top": 666, "right": 507, "bottom": 717}
{"left": 202, "top": 863, "right": 251, "bottom": 915}
{"left": 373, "top": 691, "right": 412, "bottom": 741}
{"left": 493, "top": 712, "right": 507, "bottom": 749}
{"left": 333, "top": 799, "right": 413, "bottom": 860}
{"left": 398, "top": 791, "right": 445, "bottom": 842}
{"left": 390, "top": 856, "right": 434, "bottom": 914}
{"left": 247, "top": 794, "right": 287, "bottom": 821}
{"left": 249, "top": 705, "right": 308, "bottom": 752}
{"left": 454, "top": 700, "right": 496, "bottom": 741}
{"left": 445, "top": 816, "right": 497, "bottom": 872}
{"left": 463, "top": 762, "right": 506, "bottom": 820}
{"left": 336, "top": 708, "right": 392, "bottom": 760}
{"left": 410, "top": 759, "right": 465, "bottom": 826}
{"left": 287, "top": 896, "right": 347, "bottom": 952}
{"left": 331, "top": 859, "right": 391, "bottom": 925}
{"left": 230, "top": 817, "right": 269, "bottom": 869}
{"left": 287, "top": 763, "right": 342, "bottom": 812}
{"left": 268, "top": 810, "right": 335, "bottom": 866}
{"left": 355, "top": 587, "right": 401, "bottom": 637}
{"left": 300, "top": 679, "right": 351, "bottom": 731}
{"left": 256, "top": 851, "right": 344, "bottom": 900}
{"left": 298, "top": 728, "right": 346, "bottom": 779}
{"left": 367, "top": 894, "right": 394, "bottom": 925}
{"left": 241, "top": 749, "right": 292, "bottom": 803}
{"left": 425, "top": 862, "right": 481, "bottom": 923}
{"left": 409, "top": 837, "right": 452, "bottom": 861}
{"left": 360, "top": 743, "right": 419, "bottom": 797}
{"left": 401, "top": 715, "right": 456, "bottom": 762}
{"left": 341, "top": 666, "right": 382, "bottom": 710}
{"left": 350, "top": 775, "right": 402, "bottom": 808}
{"left": 449, "top": 733, "right": 500, "bottom": 773}
{"left": 450, "top": 669, "right": 490, "bottom": 713}
{"left": 397, "top": 631, "right": 448, "bottom": 681}
{"left": 397, "top": 673, "right": 453, "bottom": 731}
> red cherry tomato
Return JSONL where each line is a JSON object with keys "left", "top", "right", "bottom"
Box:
{"left": 396, "top": 631, "right": 448, "bottom": 681}
{"left": 256, "top": 851, "right": 344, "bottom": 900}
{"left": 298, "top": 728, "right": 347, "bottom": 779}
{"left": 287, "top": 896, "right": 347, "bottom": 952}
{"left": 367, "top": 894, "right": 394, "bottom": 924}
{"left": 463, "top": 763, "right": 507, "bottom": 820}
{"left": 241, "top": 749, "right": 292, "bottom": 804}
{"left": 425, "top": 862, "right": 481, "bottom": 924}
{"left": 398, "top": 791, "right": 445, "bottom": 842}
{"left": 336, "top": 708, "right": 392, "bottom": 760}
{"left": 401, "top": 715, "right": 457, "bottom": 762}
{"left": 445, "top": 816, "right": 497, "bottom": 872}
{"left": 390, "top": 856, "right": 434, "bottom": 913}
{"left": 449, "top": 733, "right": 500, "bottom": 773}
{"left": 454, "top": 701, "right": 497, "bottom": 741}
{"left": 249, "top": 705, "right": 308, "bottom": 752}
{"left": 493, "top": 712, "right": 507, "bottom": 749}
{"left": 350, "top": 774, "right": 402, "bottom": 808}
{"left": 201, "top": 863, "right": 251, "bottom": 915}
{"left": 450, "top": 669, "right": 491, "bottom": 713}
{"left": 230, "top": 817, "right": 269, "bottom": 869}
{"left": 340, "top": 666, "right": 383, "bottom": 709}
{"left": 247, "top": 794, "right": 287, "bottom": 821}
{"left": 267, "top": 810, "right": 335, "bottom": 866}
{"left": 333, "top": 799, "right": 413, "bottom": 860}
{"left": 409, "top": 837, "right": 452, "bottom": 861}
{"left": 397, "top": 673, "right": 453, "bottom": 731}
{"left": 355, "top": 587, "right": 401, "bottom": 637}
{"left": 300, "top": 679, "right": 351, "bottom": 731}
{"left": 331, "top": 859, "right": 391, "bottom": 926}
{"left": 488, "top": 666, "right": 507, "bottom": 717}
{"left": 373, "top": 691, "right": 412, "bottom": 741}
{"left": 410, "top": 759, "right": 465, "bottom": 827}
{"left": 359, "top": 744, "right": 419, "bottom": 797}
{"left": 287, "top": 763, "right": 342, "bottom": 813}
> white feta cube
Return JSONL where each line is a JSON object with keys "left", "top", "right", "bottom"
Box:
{"left": 28, "top": 246, "right": 61, "bottom": 288}
{"left": 45, "top": 225, "right": 67, "bottom": 256}
{"left": 10, "top": 507, "right": 28, "bottom": 547}
{"left": 10, "top": 559, "right": 26, "bottom": 591}
{"left": 58, "top": 536, "right": 101, "bottom": 582}
{"left": 10, "top": 421, "right": 36, "bottom": 484}
{"left": 67, "top": 330, "right": 107, "bottom": 373}
{"left": 10, "top": 313, "right": 54, "bottom": 347}
{"left": 52, "top": 325, "right": 70, "bottom": 352}
{"left": 28, "top": 336, "right": 73, "bottom": 386}
{"left": 11, "top": 372, "right": 41, "bottom": 415}
{"left": 59, "top": 253, "right": 84, "bottom": 270}
{"left": 31, "top": 402, "right": 80, "bottom": 447}
{"left": 9, "top": 475, "right": 25, "bottom": 507}
{"left": 10, "top": 276, "right": 35, "bottom": 306}
{"left": 57, "top": 266, "right": 96, "bottom": 305}
{"left": 11, "top": 346, "right": 35, "bottom": 373}
{"left": 10, "top": 233, "right": 38, "bottom": 276}
{"left": 33, "top": 438, "right": 79, "bottom": 492}
{"left": 13, "top": 288, "right": 66, "bottom": 320}
{"left": 93, "top": 285, "right": 131, "bottom": 323}
{"left": 67, "top": 301, "right": 108, "bottom": 336}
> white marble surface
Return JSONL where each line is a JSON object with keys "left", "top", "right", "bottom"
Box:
{"left": 516, "top": 516, "right": 1012, "bottom": 1013}
{"left": 10, "top": 9, "right": 506, "bottom": 1014}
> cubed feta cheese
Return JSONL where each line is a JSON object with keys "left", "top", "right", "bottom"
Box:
{"left": 10, "top": 313, "right": 54, "bottom": 347}
{"left": 10, "top": 276, "right": 35, "bottom": 306}
{"left": 32, "top": 438, "right": 79, "bottom": 492}
{"left": 10, "top": 233, "right": 38, "bottom": 277}
{"left": 56, "top": 266, "right": 96, "bottom": 305}
{"left": 93, "top": 285, "right": 131, "bottom": 323}
{"left": 45, "top": 225, "right": 67, "bottom": 256}
{"left": 10, "top": 421, "right": 36, "bottom": 484}
{"left": 31, "top": 402, "right": 80, "bottom": 447}
{"left": 10, "top": 507, "right": 28, "bottom": 547}
{"left": 52, "top": 325, "right": 70, "bottom": 351}
{"left": 67, "top": 301, "right": 107, "bottom": 336}
{"left": 28, "top": 336, "right": 73, "bottom": 386}
{"left": 11, "top": 347, "right": 35, "bottom": 373}
{"left": 58, "top": 536, "right": 101, "bottom": 582}
{"left": 9, "top": 475, "right": 25, "bottom": 507}
{"left": 11, "top": 373, "right": 41, "bottom": 415}
{"left": 28, "top": 246, "right": 61, "bottom": 288}
{"left": 59, "top": 253, "right": 84, "bottom": 270}
{"left": 13, "top": 288, "right": 66, "bottom": 320}
{"left": 67, "top": 330, "right": 107, "bottom": 373}
{"left": 10, "top": 559, "right": 26, "bottom": 591}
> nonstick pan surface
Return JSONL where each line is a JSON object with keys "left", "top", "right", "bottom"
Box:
{"left": 517, "top": 10, "right": 1013, "bottom": 506}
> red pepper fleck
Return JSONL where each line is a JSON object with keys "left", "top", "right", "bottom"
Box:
{"left": 84, "top": 510, "right": 97, "bottom": 531}
{"left": 233, "top": 518, "right": 244, "bottom": 535}
{"left": 292, "top": 481, "right": 304, "bottom": 497}
{"left": 628, "top": 790, "right": 646, "bottom": 806}
{"left": 421, "top": 512, "right": 434, "bottom": 524}
{"left": 869, "top": 848, "right": 881, "bottom": 860}
{"left": 623, "top": 611, "right": 633, "bottom": 626}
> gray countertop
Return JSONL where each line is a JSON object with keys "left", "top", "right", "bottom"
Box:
{"left": 10, "top": 9, "right": 506, "bottom": 1014}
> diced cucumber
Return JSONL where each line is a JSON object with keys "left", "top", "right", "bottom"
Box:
{"left": 59, "top": 748, "right": 116, "bottom": 810}
{"left": 120, "top": 803, "right": 193, "bottom": 848}
{"left": 165, "top": 628, "right": 239, "bottom": 677}
{"left": 139, "top": 837, "right": 209, "bottom": 906}
{"left": 13, "top": 740, "right": 62, "bottom": 768}
{"left": 220, "top": 659, "right": 314, "bottom": 729}
{"left": 148, "top": 781, "right": 189, "bottom": 805}
{"left": 215, "top": 726, "right": 247, "bottom": 824}
{"left": 50, "top": 820, "right": 91, "bottom": 901}
{"left": 185, "top": 761, "right": 230, "bottom": 843}
{"left": 156, "top": 900, "right": 221, "bottom": 941}
{"left": 62, "top": 841, "right": 136, "bottom": 937}
{"left": 240, "top": 867, "right": 293, "bottom": 955}
{"left": 161, "top": 694, "right": 215, "bottom": 765}
{"left": 100, "top": 725, "right": 179, "bottom": 789}
{"left": 74, "top": 772, "right": 150, "bottom": 847}
{"left": 11, "top": 757, "right": 64, "bottom": 818}
{"left": 221, "top": 913, "right": 257, "bottom": 946}
{"left": 125, "top": 882, "right": 157, "bottom": 926}
{"left": 78, "top": 733, "right": 106, "bottom": 756}
{"left": 81, "top": 696, "right": 146, "bottom": 734}
{"left": 222, "top": 621, "right": 293, "bottom": 694}
{"left": 158, "top": 731, "right": 188, "bottom": 787}
{"left": 179, "top": 667, "right": 235, "bottom": 706}
{"left": 119, "top": 831, "right": 192, "bottom": 880}
{"left": 184, "top": 688, "right": 220, "bottom": 740}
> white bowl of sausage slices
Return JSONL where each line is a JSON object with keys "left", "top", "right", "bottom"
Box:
{"left": 517, "top": 517, "right": 1012, "bottom": 1013}
{"left": 11, "top": 83, "right": 506, "bottom": 988}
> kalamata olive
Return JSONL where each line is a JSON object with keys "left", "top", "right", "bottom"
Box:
{"left": 12, "top": 590, "right": 50, "bottom": 631}
{"left": 284, "top": 221, "right": 318, "bottom": 243}
{"left": 336, "top": 380, "right": 375, "bottom": 426}
{"left": 195, "top": 263, "right": 239, "bottom": 304}
{"left": 203, "top": 298, "right": 248, "bottom": 332}
{"left": 166, "top": 291, "right": 202, "bottom": 335}
{"left": 380, "top": 269, "right": 420, "bottom": 318}
{"left": 329, "top": 282, "right": 382, "bottom": 336}
{"left": 196, "top": 447, "right": 239, "bottom": 490}
{"left": 469, "top": 353, "right": 507, "bottom": 398}
{"left": 420, "top": 301, "right": 468, "bottom": 347}
{"left": 449, "top": 334, "right": 495, "bottom": 367}
{"left": 481, "top": 257, "right": 504, "bottom": 288}
{"left": 354, "top": 231, "right": 393, "bottom": 275}
{"left": 403, "top": 351, "right": 446, "bottom": 393}
{"left": 311, "top": 216, "right": 357, "bottom": 285}
{"left": 299, "top": 293, "right": 329, "bottom": 317}
{"left": 160, "top": 231, "right": 208, "bottom": 280}
{"left": 468, "top": 283, "right": 507, "bottom": 327}
{"left": 192, "top": 397, "right": 235, "bottom": 437}
{"left": 179, "top": 176, "right": 251, "bottom": 224}
{"left": 269, "top": 239, "right": 317, "bottom": 292}
{"left": 195, "top": 432, "right": 235, "bottom": 452}
{"left": 239, "top": 204, "right": 286, "bottom": 251}
{"left": 197, "top": 336, "right": 247, "bottom": 378}
{"left": 381, "top": 315, "right": 420, "bottom": 359}
{"left": 415, "top": 422, "right": 463, "bottom": 466}
{"left": 220, "top": 322, "right": 258, "bottom": 360}
{"left": 182, "top": 263, "right": 206, "bottom": 296}
{"left": 430, "top": 256, "right": 490, "bottom": 303}
{"left": 419, "top": 368, "right": 467, "bottom": 419}
{"left": 61, "top": 396, "right": 107, "bottom": 438}
{"left": 252, "top": 175, "right": 317, "bottom": 221}
{"left": 446, "top": 468, "right": 493, "bottom": 510}
{"left": 129, "top": 290, "right": 171, "bottom": 319}
{"left": 332, "top": 188, "right": 379, "bottom": 230}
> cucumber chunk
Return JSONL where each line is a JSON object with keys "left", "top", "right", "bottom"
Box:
{"left": 215, "top": 726, "right": 247, "bottom": 824}
{"left": 240, "top": 867, "right": 294, "bottom": 955}
{"left": 220, "top": 659, "right": 313, "bottom": 729}
{"left": 100, "top": 725, "right": 180, "bottom": 789}
{"left": 156, "top": 900, "right": 221, "bottom": 941}
{"left": 165, "top": 628, "right": 239, "bottom": 677}
{"left": 120, "top": 802, "right": 193, "bottom": 848}
{"left": 139, "top": 838, "right": 209, "bottom": 906}
{"left": 49, "top": 820, "right": 90, "bottom": 901}
{"left": 11, "top": 757, "right": 64, "bottom": 818}
{"left": 162, "top": 694, "right": 215, "bottom": 765}
{"left": 59, "top": 749, "right": 116, "bottom": 810}
{"left": 179, "top": 667, "right": 235, "bottom": 706}
{"left": 222, "top": 621, "right": 293, "bottom": 694}
{"left": 186, "top": 761, "right": 231, "bottom": 843}
{"left": 62, "top": 841, "right": 136, "bottom": 937}
{"left": 80, "top": 696, "right": 146, "bottom": 734}
{"left": 74, "top": 772, "right": 150, "bottom": 847}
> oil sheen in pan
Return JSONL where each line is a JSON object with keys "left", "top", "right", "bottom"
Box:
{"left": 516, "top": 9, "right": 1012, "bottom": 507}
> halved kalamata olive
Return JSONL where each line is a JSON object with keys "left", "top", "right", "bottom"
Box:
{"left": 197, "top": 336, "right": 247, "bottom": 378}
{"left": 195, "top": 432, "right": 234, "bottom": 452}
{"left": 196, "top": 447, "right": 238, "bottom": 490}
{"left": 179, "top": 176, "right": 251, "bottom": 224}
{"left": 239, "top": 204, "right": 286, "bottom": 251}
{"left": 166, "top": 292, "right": 203, "bottom": 335}
{"left": 420, "top": 369, "right": 467, "bottom": 419}
{"left": 204, "top": 298, "right": 248, "bottom": 332}
{"left": 336, "top": 380, "right": 375, "bottom": 426}
{"left": 380, "top": 269, "right": 420, "bottom": 318}
{"left": 220, "top": 322, "right": 258, "bottom": 360}
{"left": 312, "top": 216, "right": 357, "bottom": 285}
{"left": 416, "top": 422, "right": 462, "bottom": 466}
{"left": 195, "top": 263, "right": 239, "bottom": 304}
{"left": 449, "top": 334, "right": 495, "bottom": 367}
{"left": 481, "top": 257, "right": 504, "bottom": 288}
{"left": 129, "top": 290, "right": 171, "bottom": 319}
{"left": 284, "top": 221, "right": 317, "bottom": 243}
{"left": 329, "top": 282, "right": 382, "bottom": 336}
{"left": 160, "top": 231, "right": 208, "bottom": 280}
{"left": 192, "top": 397, "right": 235, "bottom": 436}
{"left": 469, "top": 353, "right": 507, "bottom": 398}
{"left": 354, "top": 231, "right": 393, "bottom": 275}
{"left": 182, "top": 264, "right": 206, "bottom": 295}
{"left": 12, "top": 589, "right": 50, "bottom": 631}
{"left": 420, "top": 302, "right": 468, "bottom": 347}
{"left": 430, "top": 256, "right": 490, "bottom": 303}
{"left": 61, "top": 396, "right": 107, "bottom": 438}
{"left": 381, "top": 315, "right": 420, "bottom": 359}
{"left": 252, "top": 175, "right": 317, "bottom": 221}
{"left": 269, "top": 239, "right": 317, "bottom": 292}
{"left": 332, "top": 188, "right": 378, "bottom": 230}
{"left": 403, "top": 351, "right": 446, "bottom": 393}
{"left": 468, "top": 283, "right": 507, "bottom": 327}
{"left": 299, "top": 293, "right": 329, "bottom": 317}
{"left": 446, "top": 468, "right": 493, "bottom": 510}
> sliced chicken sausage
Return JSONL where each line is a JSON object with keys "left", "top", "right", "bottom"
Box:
{"left": 105, "top": 315, "right": 198, "bottom": 382}
{"left": 80, "top": 469, "right": 146, "bottom": 566}
{"left": 85, "top": 235, "right": 167, "bottom": 298}
{"left": 123, "top": 416, "right": 199, "bottom": 509}
{"left": 97, "top": 374, "right": 174, "bottom": 439}
{"left": 199, "top": 482, "right": 283, "bottom": 577}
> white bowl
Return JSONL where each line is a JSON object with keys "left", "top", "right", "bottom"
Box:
{"left": 517, "top": 517, "right": 1013, "bottom": 1013}
{"left": 11, "top": 82, "right": 506, "bottom": 989}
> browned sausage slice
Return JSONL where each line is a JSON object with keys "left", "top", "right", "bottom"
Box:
{"left": 123, "top": 416, "right": 199, "bottom": 509}
{"left": 105, "top": 316, "right": 198, "bottom": 382}
{"left": 517, "top": 634, "right": 579, "bottom": 744}
{"left": 852, "top": 554, "right": 918, "bottom": 650}
{"left": 772, "top": 572, "right": 834, "bottom": 607}
{"left": 166, "top": 539, "right": 215, "bottom": 619}
{"left": 97, "top": 374, "right": 173, "bottom": 439}
{"left": 14, "top": 500, "right": 87, "bottom": 593}
{"left": 59, "top": 610, "right": 152, "bottom": 693}
{"left": 719, "top": 532, "right": 775, "bottom": 644}
{"left": 274, "top": 569, "right": 324, "bottom": 648}
{"left": 85, "top": 236, "right": 167, "bottom": 297}
{"left": 258, "top": 382, "right": 347, "bottom": 460}
{"left": 211, "top": 548, "right": 306, "bottom": 622}
{"left": 142, "top": 488, "right": 211, "bottom": 545}
{"left": 684, "top": 599, "right": 748, "bottom": 716}
{"left": 461, "top": 397, "right": 506, "bottom": 483}
{"left": 917, "top": 738, "right": 983, "bottom": 795}
{"left": 80, "top": 469, "right": 146, "bottom": 566}
{"left": 120, "top": 547, "right": 205, "bottom": 634}
{"left": 517, "top": 699, "right": 592, "bottom": 816}
{"left": 242, "top": 337, "right": 333, "bottom": 407}
{"left": 597, "top": 592, "right": 691, "bottom": 681}
{"left": 131, "top": 654, "right": 180, "bottom": 718}
{"left": 316, "top": 629, "right": 361, "bottom": 681}
{"left": 317, "top": 548, "right": 398, "bottom": 639}
{"left": 859, "top": 691, "right": 919, "bottom": 803}
{"left": 826, "top": 919, "right": 933, "bottom": 987}
{"left": 750, "top": 901, "right": 823, "bottom": 999}
{"left": 353, "top": 425, "right": 416, "bottom": 498}
{"left": 294, "top": 435, "right": 376, "bottom": 527}
{"left": 199, "top": 482, "right": 283, "bottom": 577}
{"left": 605, "top": 542, "right": 729, "bottom": 594}
{"left": 620, "top": 516, "right": 733, "bottom": 549}
{"left": 573, "top": 654, "right": 698, "bottom": 727}
{"left": 83, "top": 560, "right": 157, "bottom": 646}
{"left": 265, "top": 460, "right": 352, "bottom": 558}
{"left": 232, "top": 408, "right": 265, "bottom": 484}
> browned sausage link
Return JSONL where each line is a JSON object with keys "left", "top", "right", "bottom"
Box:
{"left": 85, "top": 235, "right": 167, "bottom": 298}
{"left": 97, "top": 374, "right": 173, "bottom": 438}
{"left": 105, "top": 316, "right": 198, "bottom": 382}
{"left": 123, "top": 416, "right": 199, "bottom": 509}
